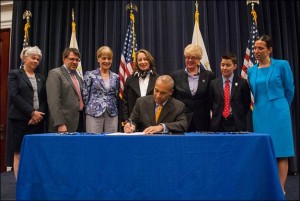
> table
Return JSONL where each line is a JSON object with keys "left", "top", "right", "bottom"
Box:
{"left": 16, "top": 133, "right": 284, "bottom": 200}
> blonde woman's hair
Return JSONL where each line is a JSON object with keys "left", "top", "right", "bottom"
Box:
{"left": 97, "top": 46, "right": 113, "bottom": 58}
{"left": 184, "top": 44, "right": 203, "bottom": 59}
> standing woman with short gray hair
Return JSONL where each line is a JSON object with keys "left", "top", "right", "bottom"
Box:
{"left": 8, "top": 46, "right": 47, "bottom": 179}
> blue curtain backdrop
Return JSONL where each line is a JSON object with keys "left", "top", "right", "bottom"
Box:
{"left": 8, "top": 0, "right": 299, "bottom": 173}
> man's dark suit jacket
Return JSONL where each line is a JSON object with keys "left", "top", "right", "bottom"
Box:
{"left": 129, "top": 95, "right": 188, "bottom": 133}
{"left": 8, "top": 68, "right": 47, "bottom": 120}
{"left": 208, "top": 75, "right": 251, "bottom": 131}
{"left": 122, "top": 72, "right": 159, "bottom": 121}
{"left": 171, "top": 69, "right": 215, "bottom": 131}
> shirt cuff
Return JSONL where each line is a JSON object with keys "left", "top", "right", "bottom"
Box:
{"left": 159, "top": 123, "right": 169, "bottom": 133}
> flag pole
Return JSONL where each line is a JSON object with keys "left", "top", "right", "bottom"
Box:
{"left": 195, "top": 0, "right": 199, "bottom": 26}
{"left": 194, "top": 1, "right": 199, "bottom": 44}
{"left": 126, "top": 2, "right": 138, "bottom": 70}
{"left": 71, "top": 8, "right": 75, "bottom": 47}
{"left": 247, "top": 0, "right": 259, "bottom": 26}
{"left": 243, "top": 0, "right": 260, "bottom": 110}
{"left": 20, "top": 10, "right": 32, "bottom": 68}
{"left": 22, "top": 10, "right": 32, "bottom": 48}
{"left": 192, "top": 0, "right": 211, "bottom": 71}
{"left": 69, "top": 8, "right": 83, "bottom": 78}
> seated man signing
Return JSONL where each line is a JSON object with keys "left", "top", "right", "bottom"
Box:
{"left": 124, "top": 75, "right": 188, "bottom": 134}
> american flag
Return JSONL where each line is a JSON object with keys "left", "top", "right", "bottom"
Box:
{"left": 241, "top": 13, "right": 259, "bottom": 108}
{"left": 23, "top": 33, "right": 29, "bottom": 49}
{"left": 118, "top": 16, "right": 138, "bottom": 98}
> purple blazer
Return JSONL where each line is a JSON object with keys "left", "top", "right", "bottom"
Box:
{"left": 82, "top": 68, "right": 120, "bottom": 117}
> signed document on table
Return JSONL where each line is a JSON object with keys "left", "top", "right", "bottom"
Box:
{"left": 105, "top": 132, "right": 145, "bottom": 135}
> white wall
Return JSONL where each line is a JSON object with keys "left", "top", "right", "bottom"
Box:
{"left": 1, "top": 1, "right": 13, "bottom": 29}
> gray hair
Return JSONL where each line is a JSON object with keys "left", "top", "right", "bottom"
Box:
{"left": 20, "top": 46, "right": 42, "bottom": 60}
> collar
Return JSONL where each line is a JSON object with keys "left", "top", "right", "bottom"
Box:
{"left": 63, "top": 65, "right": 76, "bottom": 75}
{"left": 184, "top": 67, "right": 200, "bottom": 76}
{"left": 134, "top": 70, "right": 153, "bottom": 79}
{"left": 222, "top": 74, "right": 234, "bottom": 84}
{"left": 156, "top": 99, "right": 169, "bottom": 107}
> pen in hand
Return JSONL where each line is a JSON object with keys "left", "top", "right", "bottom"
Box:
{"left": 124, "top": 119, "right": 135, "bottom": 133}
{"left": 128, "top": 119, "right": 134, "bottom": 132}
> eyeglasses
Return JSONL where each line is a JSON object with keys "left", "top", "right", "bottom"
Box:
{"left": 67, "top": 58, "right": 81, "bottom": 62}
{"left": 185, "top": 56, "right": 199, "bottom": 61}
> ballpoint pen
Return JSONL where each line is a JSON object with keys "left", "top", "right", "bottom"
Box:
{"left": 127, "top": 118, "right": 132, "bottom": 125}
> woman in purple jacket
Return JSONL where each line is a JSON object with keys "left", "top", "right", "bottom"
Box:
{"left": 82, "top": 46, "right": 120, "bottom": 133}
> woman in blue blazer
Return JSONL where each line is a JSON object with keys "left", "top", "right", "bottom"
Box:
{"left": 82, "top": 46, "right": 120, "bottom": 133}
{"left": 8, "top": 46, "right": 47, "bottom": 179}
{"left": 248, "top": 35, "right": 295, "bottom": 195}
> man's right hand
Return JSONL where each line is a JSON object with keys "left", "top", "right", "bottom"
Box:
{"left": 124, "top": 123, "right": 135, "bottom": 133}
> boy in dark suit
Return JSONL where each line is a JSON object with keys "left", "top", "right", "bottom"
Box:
{"left": 208, "top": 53, "right": 251, "bottom": 132}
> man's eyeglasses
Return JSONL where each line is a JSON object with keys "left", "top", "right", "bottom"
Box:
{"left": 67, "top": 58, "right": 81, "bottom": 62}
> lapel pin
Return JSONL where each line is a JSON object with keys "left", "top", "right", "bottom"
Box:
{"left": 235, "top": 83, "right": 238, "bottom": 86}
{"left": 202, "top": 80, "right": 205, "bottom": 82}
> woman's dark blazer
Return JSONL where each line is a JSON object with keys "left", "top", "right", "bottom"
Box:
{"left": 122, "top": 72, "right": 159, "bottom": 121}
{"left": 171, "top": 68, "right": 215, "bottom": 131}
{"left": 8, "top": 68, "right": 47, "bottom": 120}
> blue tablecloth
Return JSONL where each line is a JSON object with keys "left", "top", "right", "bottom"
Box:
{"left": 16, "top": 133, "right": 284, "bottom": 200}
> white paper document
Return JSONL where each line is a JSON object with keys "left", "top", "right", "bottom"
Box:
{"left": 105, "top": 132, "right": 145, "bottom": 135}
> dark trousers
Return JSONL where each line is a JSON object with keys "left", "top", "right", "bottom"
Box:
{"left": 220, "top": 115, "right": 237, "bottom": 132}
{"left": 76, "top": 111, "right": 85, "bottom": 132}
